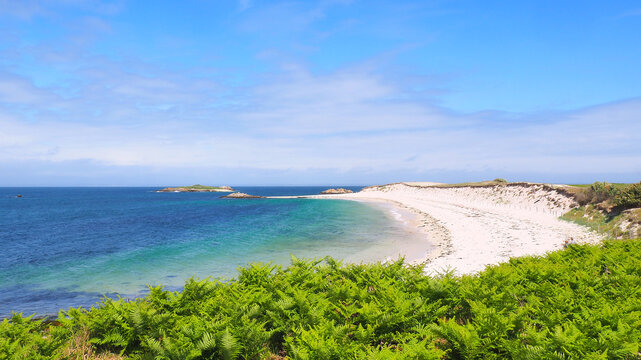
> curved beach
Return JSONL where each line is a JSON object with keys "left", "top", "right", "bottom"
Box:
{"left": 297, "top": 182, "right": 604, "bottom": 275}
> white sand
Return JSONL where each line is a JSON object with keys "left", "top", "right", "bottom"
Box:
{"left": 298, "top": 183, "right": 603, "bottom": 275}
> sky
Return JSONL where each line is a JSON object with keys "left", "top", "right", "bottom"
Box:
{"left": 0, "top": 0, "right": 640, "bottom": 186}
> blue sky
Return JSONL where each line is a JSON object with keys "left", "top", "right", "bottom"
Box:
{"left": 0, "top": 0, "right": 640, "bottom": 185}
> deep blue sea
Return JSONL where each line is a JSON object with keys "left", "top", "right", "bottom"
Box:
{"left": 0, "top": 187, "right": 423, "bottom": 317}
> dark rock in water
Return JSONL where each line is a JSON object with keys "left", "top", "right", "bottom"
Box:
{"left": 320, "top": 188, "right": 354, "bottom": 194}
{"left": 16, "top": 194, "right": 22, "bottom": 198}
{"left": 220, "top": 192, "right": 264, "bottom": 199}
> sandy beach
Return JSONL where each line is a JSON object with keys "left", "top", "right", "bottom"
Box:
{"left": 292, "top": 183, "right": 604, "bottom": 275}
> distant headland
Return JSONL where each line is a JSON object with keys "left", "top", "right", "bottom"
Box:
{"left": 157, "top": 184, "right": 235, "bottom": 192}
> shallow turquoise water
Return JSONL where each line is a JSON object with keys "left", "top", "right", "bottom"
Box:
{"left": 0, "top": 187, "right": 422, "bottom": 317}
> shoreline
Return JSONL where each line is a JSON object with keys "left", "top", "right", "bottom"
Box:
{"left": 330, "top": 196, "right": 450, "bottom": 266}
{"left": 271, "top": 182, "right": 603, "bottom": 275}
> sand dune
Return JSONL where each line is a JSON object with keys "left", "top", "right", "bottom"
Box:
{"left": 307, "top": 182, "right": 603, "bottom": 275}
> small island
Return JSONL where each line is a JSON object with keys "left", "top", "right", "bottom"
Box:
{"left": 157, "top": 184, "right": 235, "bottom": 193}
{"left": 320, "top": 188, "right": 354, "bottom": 194}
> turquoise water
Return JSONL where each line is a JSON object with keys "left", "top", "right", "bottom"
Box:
{"left": 0, "top": 187, "right": 424, "bottom": 317}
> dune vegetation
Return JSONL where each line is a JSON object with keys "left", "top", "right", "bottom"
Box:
{"left": 2, "top": 240, "right": 641, "bottom": 359}
{"left": 562, "top": 182, "right": 641, "bottom": 239}
{"left": 567, "top": 182, "right": 641, "bottom": 209}
{"left": 561, "top": 206, "right": 641, "bottom": 239}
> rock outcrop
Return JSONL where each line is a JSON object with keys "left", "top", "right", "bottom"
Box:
{"left": 320, "top": 188, "right": 354, "bottom": 194}
{"left": 220, "top": 192, "right": 264, "bottom": 199}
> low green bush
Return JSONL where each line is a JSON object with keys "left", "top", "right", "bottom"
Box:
{"left": 573, "top": 181, "right": 641, "bottom": 209}
{"left": 590, "top": 181, "right": 620, "bottom": 203}
{"left": 575, "top": 181, "right": 621, "bottom": 205}
{"left": 2, "top": 241, "right": 641, "bottom": 359}
{"left": 615, "top": 182, "right": 641, "bottom": 208}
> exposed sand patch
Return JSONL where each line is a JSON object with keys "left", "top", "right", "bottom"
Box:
{"left": 294, "top": 182, "right": 603, "bottom": 275}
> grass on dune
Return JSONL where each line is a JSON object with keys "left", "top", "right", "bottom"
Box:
{"left": 564, "top": 182, "right": 640, "bottom": 209}
{"left": 569, "top": 184, "right": 630, "bottom": 188}
{"left": 561, "top": 205, "right": 641, "bottom": 239}
{"left": 429, "top": 179, "right": 509, "bottom": 188}
{"left": 561, "top": 181, "right": 641, "bottom": 239}
{"left": 3, "top": 240, "right": 641, "bottom": 359}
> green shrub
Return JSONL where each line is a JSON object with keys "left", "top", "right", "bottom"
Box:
{"left": 493, "top": 178, "right": 507, "bottom": 183}
{"left": 2, "top": 241, "right": 641, "bottom": 359}
{"left": 615, "top": 182, "right": 641, "bottom": 208}
{"left": 575, "top": 181, "right": 620, "bottom": 205}
{"left": 590, "top": 181, "right": 620, "bottom": 202}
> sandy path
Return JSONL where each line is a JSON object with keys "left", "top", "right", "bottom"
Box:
{"left": 296, "top": 183, "right": 603, "bottom": 275}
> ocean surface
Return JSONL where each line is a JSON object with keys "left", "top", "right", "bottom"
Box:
{"left": 0, "top": 187, "right": 427, "bottom": 318}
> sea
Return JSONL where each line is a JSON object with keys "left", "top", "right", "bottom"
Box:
{"left": 0, "top": 187, "right": 428, "bottom": 318}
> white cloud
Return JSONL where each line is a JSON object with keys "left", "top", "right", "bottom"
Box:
{"left": 0, "top": 73, "right": 57, "bottom": 104}
{"left": 0, "top": 0, "right": 123, "bottom": 19}
{"left": 0, "top": 0, "right": 45, "bottom": 19}
{"left": 0, "top": 38, "right": 639, "bottom": 183}
{"left": 237, "top": 66, "right": 455, "bottom": 135}
{"left": 1, "top": 76, "right": 639, "bottom": 178}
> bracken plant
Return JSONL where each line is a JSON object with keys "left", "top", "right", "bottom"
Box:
{"left": 2, "top": 240, "right": 641, "bottom": 359}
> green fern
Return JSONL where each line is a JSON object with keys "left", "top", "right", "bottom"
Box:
{"left": 3, "top": 240, "right": 641, "bottom": 359}
{"left": 220, "top": 328, "right": 240, "bottom": 360}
